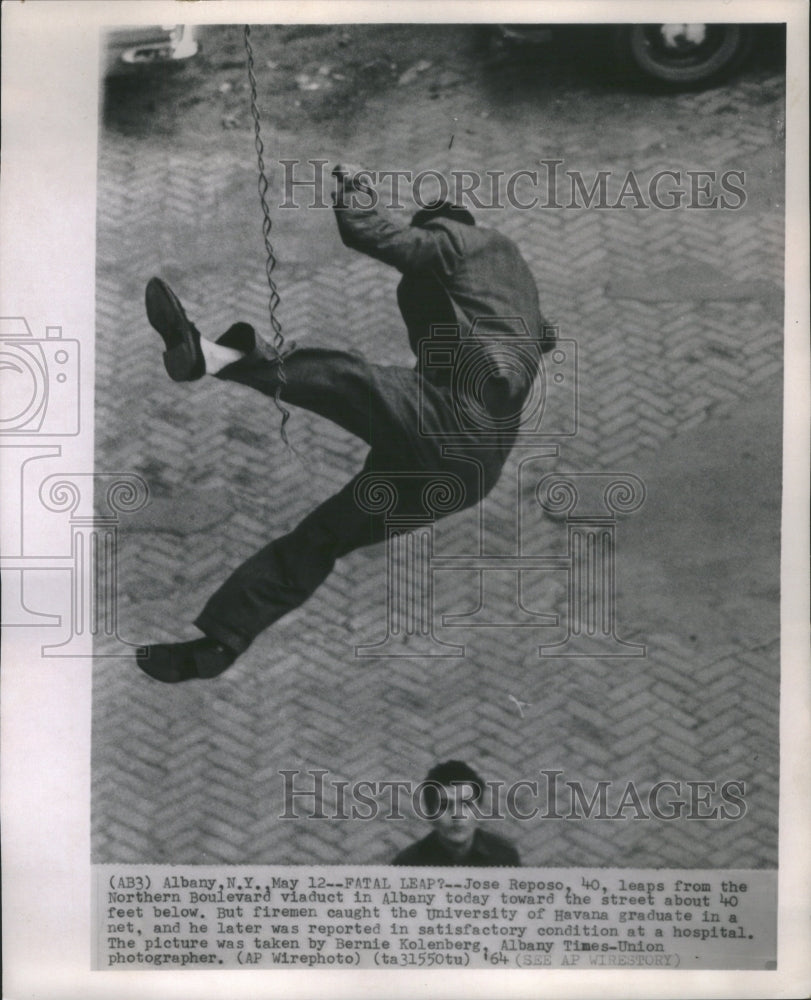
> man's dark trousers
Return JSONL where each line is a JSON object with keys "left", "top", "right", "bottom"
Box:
{"left": 193, "top": 344, "right": 516, "bottom": 654}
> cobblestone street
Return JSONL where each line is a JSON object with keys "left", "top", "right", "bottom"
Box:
{"left": 92, "top": 24, "right": 784, "bottom": 867}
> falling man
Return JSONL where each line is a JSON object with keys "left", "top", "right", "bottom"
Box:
{"left": 136, "top": 164, "right": 554, "bottom": 682}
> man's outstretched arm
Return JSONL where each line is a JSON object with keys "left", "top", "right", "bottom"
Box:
{"left": 331, "top": 164, "right": 465, "bottom": 276}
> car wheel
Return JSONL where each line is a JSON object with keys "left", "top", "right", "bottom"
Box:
{"left": 614, "top": 23, "right": 752, "bottom": 88}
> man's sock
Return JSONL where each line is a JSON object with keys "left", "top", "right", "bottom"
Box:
{"left": 199, "top": 337, "right": 244, "bottom": 374}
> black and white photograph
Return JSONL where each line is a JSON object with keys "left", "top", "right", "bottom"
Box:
{"left": 1, "top": 1, "right": 809, "bottom": 997}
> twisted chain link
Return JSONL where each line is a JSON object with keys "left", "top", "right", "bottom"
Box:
{"left": 244, "top": 24, "right": 291, "bottom": 441}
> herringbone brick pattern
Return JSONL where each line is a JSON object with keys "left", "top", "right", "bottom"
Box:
{"left": 92, "top": 31, "right": 783, "bottom": 868}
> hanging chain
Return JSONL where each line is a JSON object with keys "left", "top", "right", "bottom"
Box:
{"left": 244, "top": 24, "right": 291, "bottom": 442}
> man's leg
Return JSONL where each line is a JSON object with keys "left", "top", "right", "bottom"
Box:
{"left": 137, "top": 472, "right": 386, "bottom": 682}
{"left": 216, "top": 347, "right": 388, "bottom": 447}
{"left": 138, "top": 278, "right": 455, "bottom": 681}
{"left": 144, "top": 274, "right": 419, "bottom": 451}
{"left": 194, "top": 472, "right": 385, "bottom": 654}
{"left": 139, "top": 284, "right": 416, "bottom": 681}
{"left": 137, "top": 471, "right": 386, "bottom": 681}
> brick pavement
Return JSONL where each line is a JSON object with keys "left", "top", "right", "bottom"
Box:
{"left": 92, "top": 35, "right": 783, "bottom": 867}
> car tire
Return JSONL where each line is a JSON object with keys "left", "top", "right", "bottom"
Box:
{"left": 614, "top": 23, "right": 752, "bottom": 89}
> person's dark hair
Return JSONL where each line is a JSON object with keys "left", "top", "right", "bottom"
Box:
{"left": 421, "top": 759, "right": 484, "bottom": 814}
{"left": 411, "top": 200, "right": 476, "bottom": 228}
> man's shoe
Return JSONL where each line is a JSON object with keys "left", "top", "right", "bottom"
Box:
{"left": 135, "top": 637, "right": 237, "bottom": 683}
{"left": 145, "top": 277, "right": 206, "bottom": 381}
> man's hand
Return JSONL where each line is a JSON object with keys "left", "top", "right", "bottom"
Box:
{"left": 332, "top": 163, "right": 375, "bottom": 194}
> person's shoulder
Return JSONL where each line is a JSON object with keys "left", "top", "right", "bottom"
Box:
{"left": 482, "top": 225, "right": 523, "bottom": 253}
{"left": 392, "top": 833, "right": 436, "bottom": 865}
{"left": 475, "top": 828, "right": 521, "bottom": 864}
{"left": 443, "top": 220, "right": 522, "bottom": 257}
{"left": 420, "top": 217, "right": 470, "bottom": 251}
{"left": 408, "top": 217, "right": 529, "bottom": 277}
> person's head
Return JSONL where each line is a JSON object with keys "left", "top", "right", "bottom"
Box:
{"left": 421, "top": 760, "right": 484, "bottom": 855}
{"left": 411, "top": 200, "right": 476, "bottom": 229}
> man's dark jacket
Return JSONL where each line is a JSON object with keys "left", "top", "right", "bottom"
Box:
{"left": 334, "top": 203, "right": 552, "bottom": 404}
